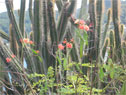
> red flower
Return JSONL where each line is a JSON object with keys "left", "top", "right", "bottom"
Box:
{"left": 70, "top": 38, "right": 74, "bottom": 43}
{"left": 79, "top": 20, "right": 85, "bottom": 25}
{"left": 11, "top": 54, "right": 16, "bottom": 58}
{"left": 66, "top": 43, "right": 72, "bottom": 48}
{"left": 29, "top": 41, "right": 34, "bottom": 44}
{"left": 20, "top": 38, "right": 30, "bottom": 43}
{"left": 84, "top": 25, "right": 89, "bottom": 31}
{"left": 89, "top": 23, "right": 93, "bottom": 27}
{"left": 63, "top": 40, "right": 67, "bottom": 44}
{"left": 36, "top": 50, "right": 40, "bottom": 54}
{"left": 23, "top": 38, "right": 29, "bottom": 43}
{"left": 6, "top": 58, "right": 11, "bottom": 63}
{"left": 78, "top": 24, "right": 85, "bottom": 30}
{"left": 63, "top": 39, "right": 67, "bottom": 44}
{"left": 58, "top": 44, "right": 64, "bottom": 50}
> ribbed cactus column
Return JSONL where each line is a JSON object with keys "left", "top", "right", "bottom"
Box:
{"left": 19, "top": 0, "right": 25, "bottom": 36}
{"left": 101, "top": 9, "right": 111, "bottom": 48}
{"left": 0, "top": 30, "right": 9, "bottom": 41}
{"left": 111, "top": 0, "right": 123, "bottom": 64}
{"left": 109, "top": 30, "right": 115, "bottom": 59}
{"left": 47, "top": 0, "right": 58, "bottom": 45}
{"left": 56, "top": 0, "right": 63, "bottom": 12}
{"left": 9, "top": 24, "right": 18, "bottom": 55}
{"left": 29, "top": 0, "right": 33, "bottom": 24}
{"left": 96, "top": 0, "right": 104, "bottom": 89}
{"left": 34, "top": 0, "right": 41, "bottom": 49}
{"left": 0, "top": 59, "right": 4, "bottom": 93}
{"left": 96, "top": 0, "right": 104, "bottom": 63}
{"left": 88, "top": 0, "right": 97, "bottom": 60}
{"left": 57, "top": 0, "right": 77, "bottom": 43}
{"left": 33, "top": 0, "right": 45, "bottom": 74}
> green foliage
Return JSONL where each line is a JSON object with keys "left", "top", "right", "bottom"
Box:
{"left": 29, "top": 62, "right": 103, "bottom": 95}
{"left": 120, "top": 81, "right": 126, "bottom": 95}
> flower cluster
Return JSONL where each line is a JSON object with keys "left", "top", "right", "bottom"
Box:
{"left": 74, "top": 19, "right": 89, "bottom": 31}
{"left": 58, "top": 38, "right": 73, "bottom": 50}
{"left": 20, "top": 38, "right": 34, "bottom": 45}
{"left": 6, "top": 54, "right": 16, "bottom": 63}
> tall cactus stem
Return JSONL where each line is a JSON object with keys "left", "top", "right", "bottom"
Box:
{"left": 111, "top": 0, "right": 123, "bottom": 64}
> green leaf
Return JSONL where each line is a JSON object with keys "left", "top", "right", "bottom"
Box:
{"left": 80, "top": 40, "right": 84, "bottom": 58}
{"left": 81, "top": 63, "right": 94, "bottom": 67}
{"left": 110, "top": 70, "right": 114, "bottom": 79}
{"left": 56, "top": 55, "right": 62, "bottom": 65}
{"left": 83, "top": 31, "right": 88, "bottom": 46}
{"left": 121, "top": 81, "right": 126, "bottom": 95}
{"left": 31, "top": 49, "right": 38, "bottom": 54}
{"left": 99, "top": 67, "right": 104, "bottom": 80}
{"left": 63, "top": 58, "right": 67, "bottom": 70}
{"left": 38, "top": 56, "right": 43, "bottom": 63}
{"left": 108, "top": 58, "right": 113, "bottom": 64}
{"left": 75, "top": 29, "right": 84, "bottom": 41}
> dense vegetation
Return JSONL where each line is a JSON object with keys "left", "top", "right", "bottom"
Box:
{"left": 0, "top": 0, "right": 126, "bottom": 95}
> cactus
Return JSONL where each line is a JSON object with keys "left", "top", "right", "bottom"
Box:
{"left": 122, "top": 42, "right": 126, "bottom": 61}
{"left": 57, "top": 0, "right": 77, "bottom": 43}
{"left": 88, "top": 0, "right": 97, "bottom": 60}
{"left": 96, "top": 0, "right": 104, "bottom": 63}
{"left": 101, "top": 8, "right": 111, "bottom": 49}
{"left": 19, "top": 0, "right": 25, "bottom": 36}
{"left": 120, "top": 24, "right": 124, "bottom": 37}
{"left": 47, "top": 0, "right": 58, "bottom": 45}
{"left": 0, "top": 30, "right": 9, "bottom": 41}
{"left": 109, "top": 30, "right": 115, "bottom": 59}
{"left": 29, "top": 0, "right": 33, "bottom": 24}
{"left": 9, "top": 24, "right": 18, "bottom": 55}
{"left": 56, "top": 0, "right": 63, "bottom": 12}
{"left": 111, "top": 0, "right": 123, "bottom": 64}
{"left": 88, "top": 0, "right": 111, "bottom": 63}
{"left": 102, "top": 37, "right": 110, "bottom": 59}
{"left": 2, "top": 0, "right": 121, "bottom": 94}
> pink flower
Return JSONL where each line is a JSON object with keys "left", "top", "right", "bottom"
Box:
{"left": 63, "top": 39, "right": 67, "bottom": 44}
{"left": 29, "top": 41, "right": 34, "bottom": 44}
{"left": 20, "top": 38, "right": 30, "bottom": 43}
{"left": 79, "top": 20, "right": 85, "bottom": 25}
{"left": 84, "top": 25, "right": 89, "bottom": 31}
{"left": 66, "top": 43, "right": 72, "bottom": 48}
{"left": 6, "top": 58, "right": 11, "bottom": 63}
{"left": 78, "top": 24, "right": 85, "bottom": 30}
{"left": 70, "top": 38, "right": 74, "bottom": 43}
{"left": 58, "top": 44, "right": 64, "bottom": 50}
{"left": 11, "top": 54, "right": 16, "bottom": 58}
{"left": 36, "top": 50, "right": 40, "bottom": 54}
{"left": 23, "top": 38, "right": 29, "bottom": 43}
{"left": 89, "top": 23, "right": 93, "bottom": 27}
